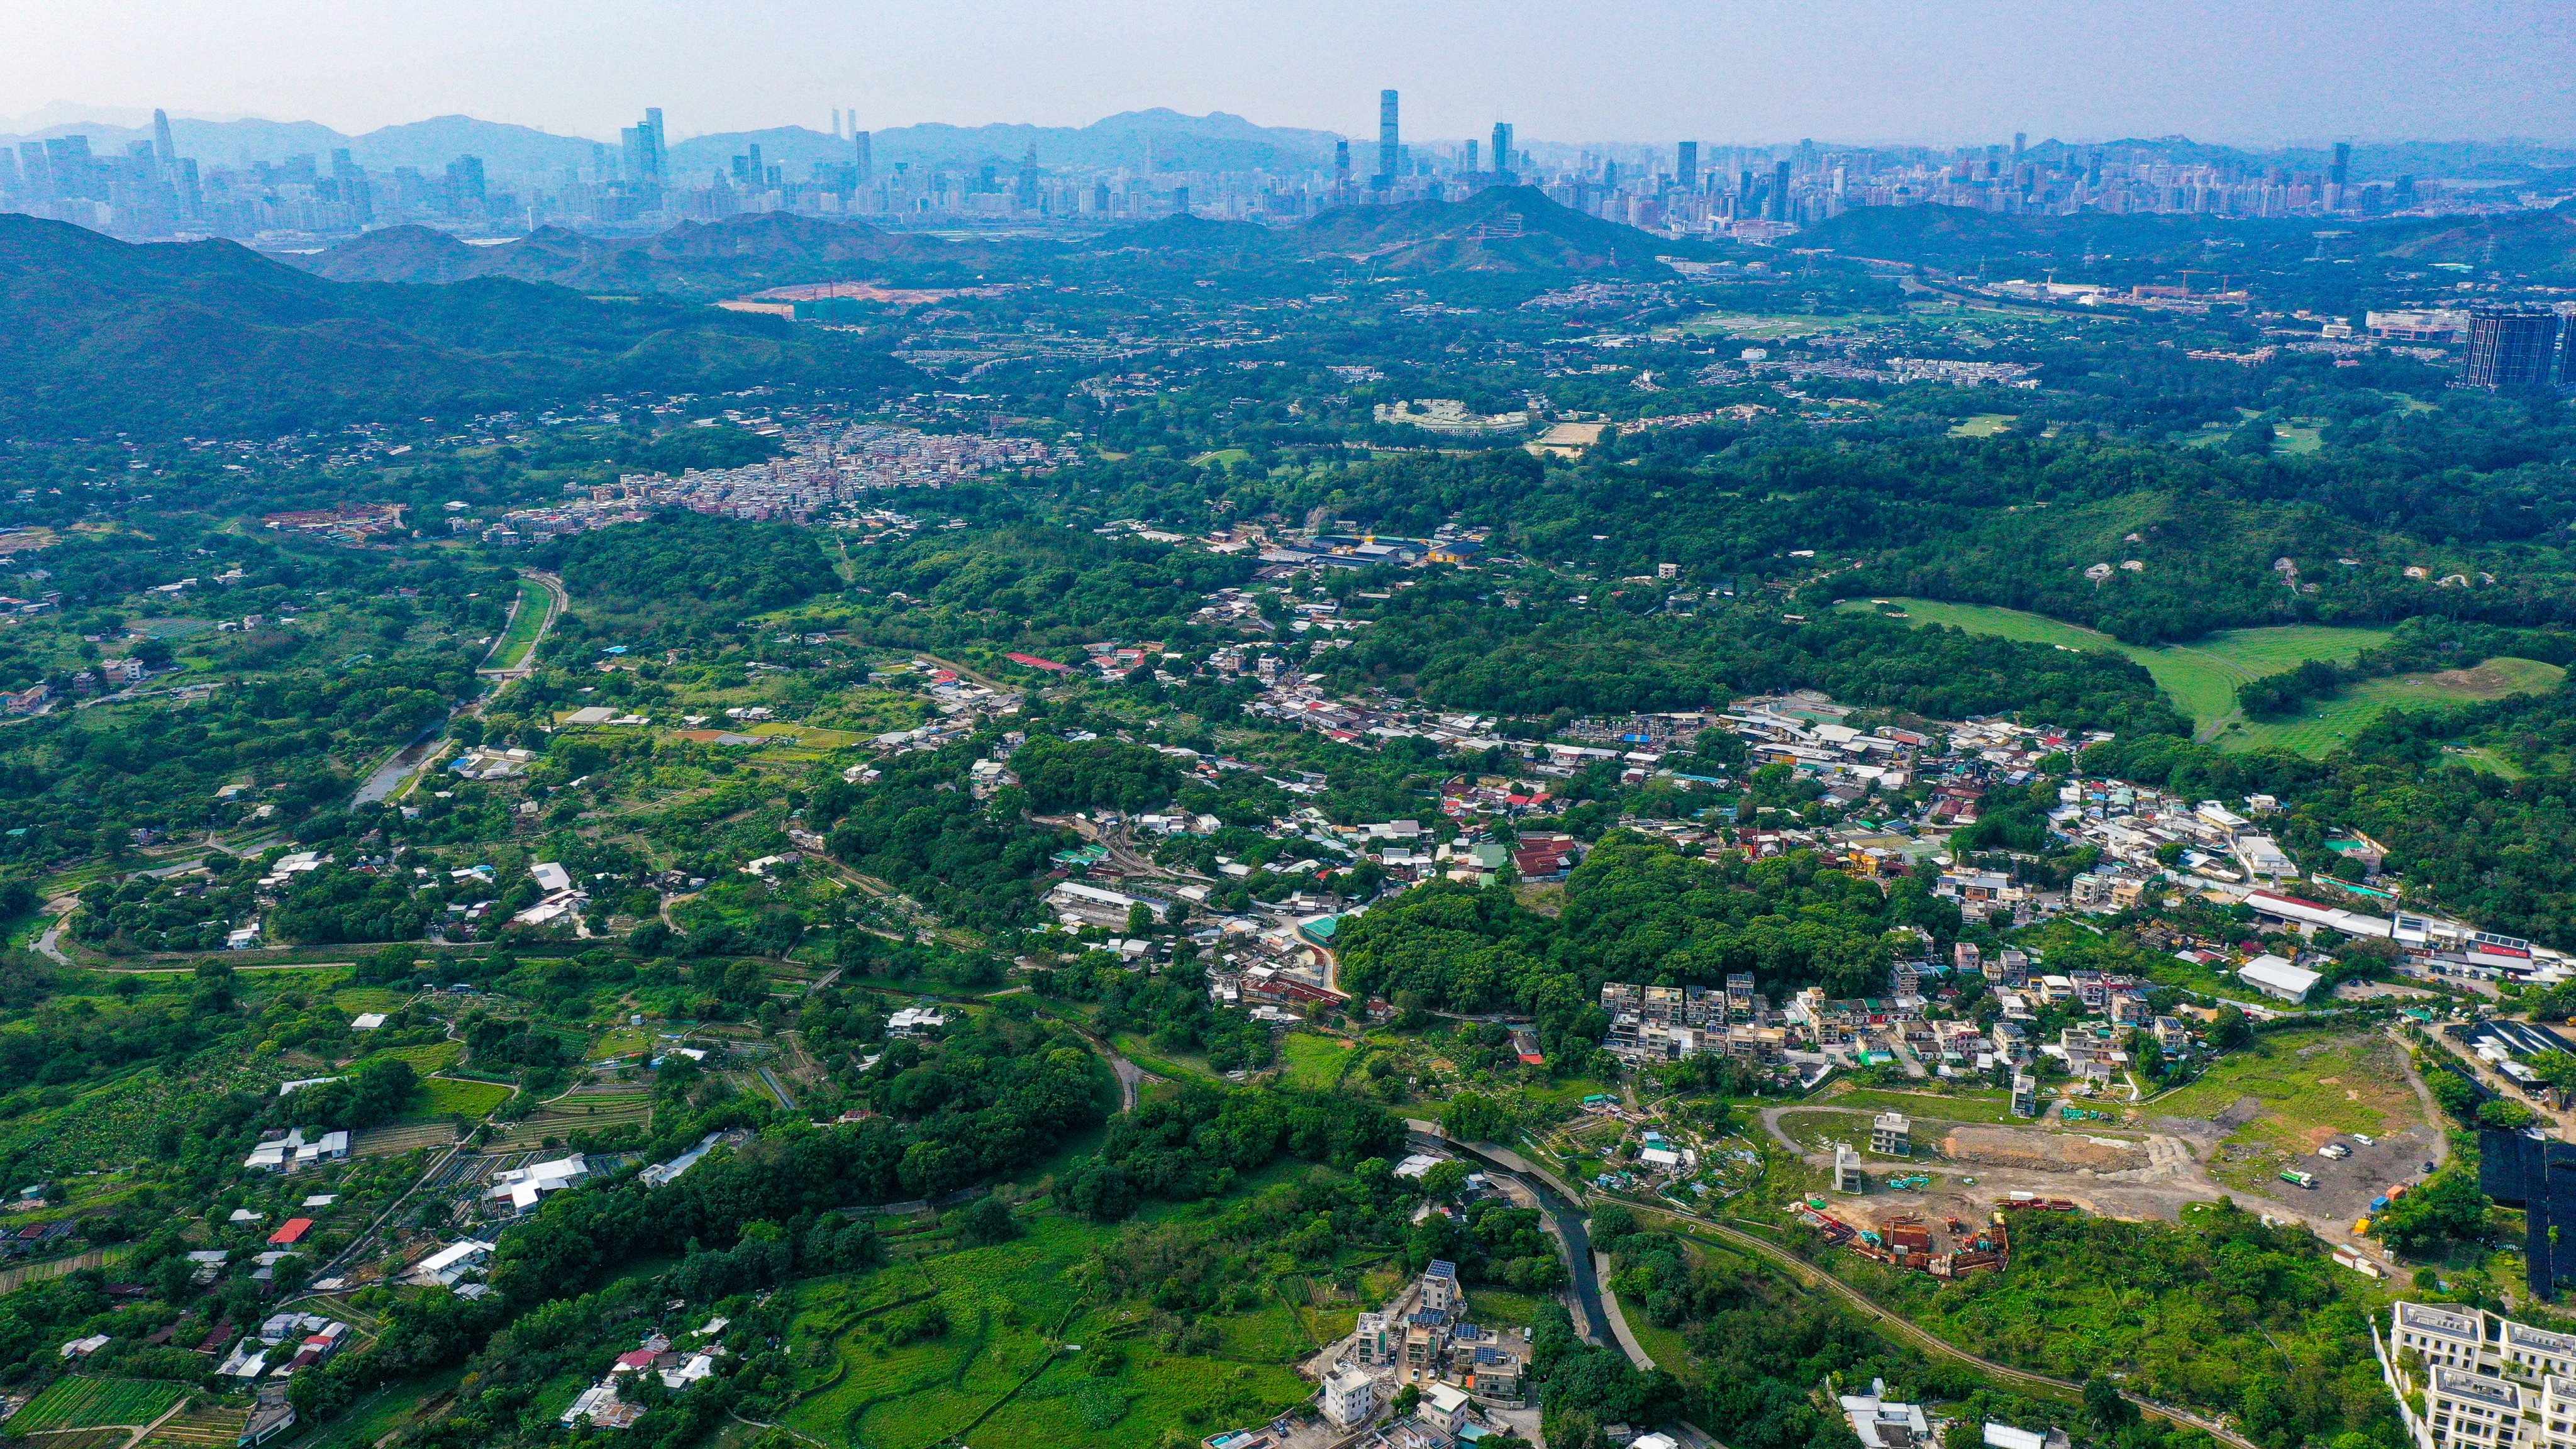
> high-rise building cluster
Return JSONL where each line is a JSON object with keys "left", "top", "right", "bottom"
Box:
{"left": 0, "top": 95, "right": 2541, "bottom": 248}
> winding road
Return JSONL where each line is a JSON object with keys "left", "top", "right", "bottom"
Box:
{"left": 1629, "top": 1202, "right": 2260, "bottom": 1449}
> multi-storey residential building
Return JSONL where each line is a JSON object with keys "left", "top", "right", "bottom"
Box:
{"left": 2382, "top": 1302, "right": 2576, "bottom": 1449}
{"left": 1419, "top": 1259, "right": 1460, "bottom": 1314}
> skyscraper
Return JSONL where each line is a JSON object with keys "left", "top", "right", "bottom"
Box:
{"left": 1464, "top": 140, "right": 1479, "bottom": 174}
{"left": 853, "top": 130, "right": 872, "bottom": 184}
{"left": 1377, "top": 89, "right": 1399, "bottom": 186}
{"left": 621, "top": 109, "right": 667, "bottom": 187}
{"left": 1491, "top": 122, "right": 1514, "bottom": 182}
{"left": 2329, "top": 142, "right": 2350, "bottom": 187}
{"left": 2465, "top": 308, "right": 2560, "bottom": 391}
{"left": 1335, "top": 140, "right": 1350, "bottom": 191}
{"left": 445, "top": 155, "right": 486, "bottom": 206}
{"left": 1768, "top": 160, "right": 1791, "bottom": 221}
{"left": 151, "top": 109, "right": 177, "bottom": 170}
{"left": 1677, "top": 141, "right": 1698, "bottom": 190}
{"left": 1016, "top": 142, "right": 1040, "bottom": 208}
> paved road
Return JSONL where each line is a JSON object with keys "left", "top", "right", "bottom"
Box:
{"left": 1405, "top": 1125, "right": 1609, "bottom": 1348}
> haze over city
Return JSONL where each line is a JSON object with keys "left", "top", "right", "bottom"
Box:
{"left": 6, "top": 0, "right": 2572, "bottom": 146}
{"left": 4, "top": 7, "right": 2576, "bottom": 1449}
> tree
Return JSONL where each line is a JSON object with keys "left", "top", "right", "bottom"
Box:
{"left": 2210, "top": 1006, "right": 2253, "bottom": 1051}
{"left": 2478, "top": 1098, "right": 2538, "bottom": 1130}
{"left": 1418, "top": 1160, "right": 1475, "bottom": 1203}
{"left": 2528, "top": 1050, "right": 2576, "bottom": 1102}
{"left": 2085, "top": 1375, "right": 2137, "bottom": 1430}
{"left": 955, "top": 1195, "right": 1022, "bottom": 1246}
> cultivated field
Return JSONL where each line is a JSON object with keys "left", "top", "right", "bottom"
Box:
{"left": 8, "top": 1377, "right": 187, "bottom": 1432}
{"left": 779, "top": 1211, "right": 1312, "bottom": 1449}
{"left": 136, "top": 1399, "right": 250, "bottom": 1447}
{"left": 484, "top": 1084, "right": 652, "bottom": 1150}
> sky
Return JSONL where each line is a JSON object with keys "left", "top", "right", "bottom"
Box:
{"left": 3, "top": 0, "right": 2570, "bottom": 147}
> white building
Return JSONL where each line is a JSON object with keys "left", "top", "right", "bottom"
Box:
{"left": 404, "top": 1239, "right": 497, "bottom": 1287}
{"left": 1841, "top": 1378, "right": 1937, "bottom": 1449}
{"left": 1870, "top": 1112, "right": 1911, "bottom": 1156}
{"left": 2381, "top": 1302, "right": 2576, "bottom": 1449}
{"left": 1321, "top": 1363, "right": 1376, "bottom": 1427}
{"left": 489, "top": 1156, "right": 589, "bottom": 1213}
{"left": 2238, "top": 954, "right": 2322, "bottom": 1002}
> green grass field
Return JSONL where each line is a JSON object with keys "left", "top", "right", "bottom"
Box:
{"left": 2221, "top": 657, "right": 2566, "bottom": 756}
{"left": 1829, "top": 1087, "right": 2027, "bottom": 1124}
{"left": 1277, "top": 1032, "right": 1355, "bottom": 1090}
{"left": 364, "top": 1041, "right": 461, "bottom": 1073}
{"left": 780, "top": 1205, "right": 1328, "bottom": 1449}
{"left": 1948, "top": 414, "right": 2018, "bottom": 437}
{"left": 412, "top": 1076, "right": 512, "bottom": 1119}
{"left": 10, "top": 1377, "right": 188, "bottom": 1431}
{"left": 487, "top": 579, "right": 551, "bottom": 670}
{"left": 1839, "top": 597, "right": 2391, "bottom": 745}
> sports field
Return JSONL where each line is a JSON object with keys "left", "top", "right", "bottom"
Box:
{"left": 2221, "top": 657, "right": 2565, "bottom": 755}
{"left": 1840, "top": 598, "right": 2399, "bottom": 748}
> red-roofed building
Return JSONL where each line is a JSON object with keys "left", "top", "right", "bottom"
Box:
{"left": 1004, "top": 652, "right": 1075, "bottom": 674}
{"left": 267, "top": 1219, "right": 314, "bottom": 1247}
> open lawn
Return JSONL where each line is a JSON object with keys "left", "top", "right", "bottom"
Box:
{"left": 586, "top": 1026, "right": 648, "bottom": 1062}
{"left": 1835, "top": 597, "right": 2390, "bottom": 740}
{"left": 1680, "top": 311, "right": 1901, "bottom": 340}
{"left": 1829, "top": 1087, "right": 2026, "bottom": 1124}
{"left": 412, "top": 1077, "right": 511, "bottom": 1120}
{"left": 2155, "top": 1028, "right": 2423, "bottom": 1192}
{"left": 331, "top": 987, "right": 409, "bottom": 1014}
{"left": 9, "top": 1377, "right": 188, "bottom": 1431}
{"left": 1277, "top": 1032, "right": 1355, "bottom": 1090}
{"left": 294, "top": 1370, "right": 456, "bottom": 1449}
{"left": 1948, "top": 414, "right": 2017, "bottom": 437}
{"left": 487, "top": 579, "right": 551, "bottom": 670}
{"left": 2221, "top": 657, "right": 2566, "bottom": 757}
{"left": 1775, "top": 1109, "right": 1874, "bottom": 1155}
{"left": 365, "top": 1042, "right": 461, "bottom": 1074}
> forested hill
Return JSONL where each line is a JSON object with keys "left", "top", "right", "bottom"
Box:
{"left": 0, "top": 214, "right": 917, "bottom": 438}
{"left": 294, "top": 212, "right": 1035, "bottom": 294}
{"left": 1802, "top": 203, "right": 2576, "bottom": 293}
{"left": 1295, "top": 186, "right": 1712, "bottom": 274}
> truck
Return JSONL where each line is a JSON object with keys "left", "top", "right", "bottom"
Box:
{"left": 2320, "top": 1144, "right": 2351, "bottom": 1160}
{"left": 2371, "top": 1195, "right": 2391, "bottom": 1213}
{"left": 2282, "top": 1170, "right": 2317, "bottom": 1189}
{"left": 2355, "top": 1216, "right": 2374, "bottom": 1235}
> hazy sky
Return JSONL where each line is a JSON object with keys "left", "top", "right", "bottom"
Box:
{"left": 5, "top": 0, "right": 2570, "bottom": 146}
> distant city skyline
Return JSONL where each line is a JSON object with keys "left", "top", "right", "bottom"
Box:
{"left": 4, "top": 0, "right": 2571, "bottom": 148}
